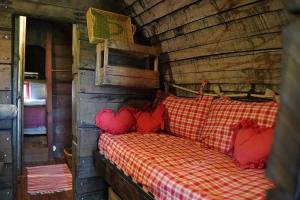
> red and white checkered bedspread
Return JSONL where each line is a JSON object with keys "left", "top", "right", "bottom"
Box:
{"left": 99, "top": 133, "right": 273, "bottom": 200}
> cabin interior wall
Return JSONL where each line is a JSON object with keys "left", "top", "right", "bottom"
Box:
{"left": 0, "top": 10, "right": 13, "bottom": 200}
{"left": 0, "top": 0, "right": 296, "bottom": 200}
{"left": 121, "top": 0, "right": 290, "bottom": 97}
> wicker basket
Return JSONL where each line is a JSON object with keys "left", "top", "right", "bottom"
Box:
{"left": 86, "top": 8, "right": 134, "bottom": 44}
{"left": 64, "top": 147, "right": 72, "bottom": 170}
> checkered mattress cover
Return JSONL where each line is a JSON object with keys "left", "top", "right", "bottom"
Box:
{"left": 99, "top": 133, "right": 273, "bottom": 200}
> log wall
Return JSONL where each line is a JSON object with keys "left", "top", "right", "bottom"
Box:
{"left": 72, "top": 24, "right": 154, "bottom": 199}
{"left": 122, "top": 0, "right": 290, "bottom": 96}
{"left": 0, "top": 10, "right": 13, "bottom": 200}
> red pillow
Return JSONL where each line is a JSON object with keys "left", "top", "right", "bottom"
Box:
{"left": 200, "top": 97, "right": 278, "bottom": 153}
{"left": 136, "top": 104, "right": 166, "bottom": 133}
{"left": 231, "top": 120, "right": 275, "bottom": 169}
{"left": 95, "top": 108, "right": 136, "bottom": 135}
{"left": 160, "top": 94, "right": 213, "bottom": 141}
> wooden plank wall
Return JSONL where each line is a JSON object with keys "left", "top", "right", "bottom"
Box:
{"left": 72, "top": 24, "right": 155, "bottom": 199}
{"left": 52, "top": 23, "right": 73, "bottom": 158}
{"left": 266, "top": 2, "right": 300, "bottom": 200}
{"left": 0, "top": 10, "right": 13, "bottom": 200}
{"left": 121, "top": 0, "right": 290, "bottom": 97}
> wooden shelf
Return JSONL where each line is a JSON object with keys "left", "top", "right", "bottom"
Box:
{"left": 95, "top": 40, "right": 160, "bottom": 89}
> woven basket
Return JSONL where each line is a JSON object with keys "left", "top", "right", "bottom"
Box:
{"left": 86, "top": 8, "right": 134, "bottom": 44}
{"left": 64, "top": 147, "right": 72, "bottom": 170}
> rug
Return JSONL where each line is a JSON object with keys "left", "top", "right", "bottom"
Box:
{"left": 27, "top": 164, "right": 72, "bottom": 194}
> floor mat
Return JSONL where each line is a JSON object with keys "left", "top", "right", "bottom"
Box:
{"left": 27, "top": 164, "right": 72, "bottom": 194}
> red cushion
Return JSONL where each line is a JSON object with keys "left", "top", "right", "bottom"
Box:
{"left": 200, "top": 97, "right": 278, "bottom": 153}
{"left": 136, "top": 104, "right": 166, "bottom": 133}
{"left": 95, "top": 108, "right": 136, "bottom": 135}
{"left": 231, "top": 120, "right": 274, "bottom": 169}
{"left": 160, "top": 94, "right": 213, "bottom": 141}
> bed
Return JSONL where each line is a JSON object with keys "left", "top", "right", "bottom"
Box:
{"left": 97, "top": 133, "right": 273, "bottom": 200}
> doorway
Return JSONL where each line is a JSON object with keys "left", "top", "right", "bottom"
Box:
{"left": 16, "top": 17, "right": 73, "bottom": 168}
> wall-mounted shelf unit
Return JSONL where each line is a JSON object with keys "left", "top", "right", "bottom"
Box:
{"left": 95, "top": 40, "right": 160, "bottom": 89}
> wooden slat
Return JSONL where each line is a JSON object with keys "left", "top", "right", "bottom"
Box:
{"left": 0, "top": 12, "right": 12, "bottom": 29}
{"left": 72, "top": 24, "right": 80, "bottom": 74}
{"left": 53, "top": 57, "right": 73, "bottom": 69}
{"left": 103, "top": 74, "right": 159, "bottom": 88}
{"left": 0, "top": 120, "right": 11, "bottom": 130}
{"left": 0, "top": 164, "right": 12, "bottom": 189}
{"left": 124, "top": 0, "right": 163, "bottom": 17}
{"left": 74, "top": 190, "right": 108, "bottom": 200}
{"left": 0, "top": 31, "right": 11, "bottom": 64}
{"left": 106, "top": 65, "right": 158, "bottom": 79}
{"left": 0, "top": 65, "right": 11, "bottom": 90}
{"left": 162, "top": 50, "right": 282, "bottom": 75}
{"left": 78, "top": 40, "right": 96, "bottom": 70}
{"left": 0, "top": 131, "right": 12, "bottom": 163}
{"left": 134, "top": 0, "right": 198, "bottom": 26}
{"left": 54, "top": 45, "right": 72, "bottom": 57}
{"left": 77, "top": 70, "right": 156, "bottom": 95}
{"left": 159, "top": 10, "right": 287, "bottom": 53}
{"left": 53, "top": 71, "right": 73, "bottom": 82}
{"left": 164, "top": 69, "right": 280, "bottom": 84}
{"left": 161, "top": 32, "right": 282, "bottom": 63}
{"left": 0, "top": 91, "right": 11, "bottom": 104}
{"left": 142, "top": 0, "right": 264, "bottom": 37}
{"left": 0, "top": 105, "right": 17, "bottom": 120}
{"left": 77, "top": 128, "right": 99, "bottom": 157}
{"left": 45, "top": 27, "right": 53, "bottom": 159}
{"left": 53, "top": 94, "right": 72, "bottom": 108}
{"left": 0, "top": 1, "right": 84, "bottom": 23}
{"left": 151, "top": 0, "right": 285, "bottom": 42}
{"left": 53, "top": 83, "right": 72, "bottom": 95}
{"left": 75, "top": 177, "right": 107, "bottom": 194}
{"left": 21, "top": 0, "right": 119, "bottom": 11}
{"left": 107, "top": 40, "right": 160, "bottom": 56}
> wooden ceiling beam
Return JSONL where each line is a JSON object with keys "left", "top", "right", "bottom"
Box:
{"left": 0, "top": 0, "right": 122, "bottom": 23}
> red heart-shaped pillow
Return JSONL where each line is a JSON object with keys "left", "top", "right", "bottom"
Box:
{"left": 95, "top": 109, "right": 136, "bottom": 135}
{"left": 136, "top": 104, "right": 165, "bottom": 133}
{"left": 231, "top": 120, "right": 274, "bottom": 169}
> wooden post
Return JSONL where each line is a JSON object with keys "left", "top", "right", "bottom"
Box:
{"left": 45, "top": 25, "right": 53, "bottom": 160}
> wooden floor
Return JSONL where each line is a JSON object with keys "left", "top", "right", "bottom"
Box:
{"left": 24, "top": 135, "right": 49, "bottom": 164}
{"left": 17, "top": 159, "right": 73, "bottom": 200}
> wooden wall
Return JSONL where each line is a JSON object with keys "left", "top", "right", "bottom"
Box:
{"left": 72, "top": 24, "right": 154, "bottom": 199}
{"left": 266, "top": 2, "right": 300, "bottom": 199}
{"left": 52, "top": 22, "right": 73, "bottom": 158}
{"left": 0, "top": 10, "right": 13, "bottom": 200}
{"left": 121, "top": 0, "right": 290, "bottom": 96}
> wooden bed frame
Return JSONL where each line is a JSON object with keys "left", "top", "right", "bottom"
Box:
{"left": 94, "top": 151, "right": 155, "bottom": 200}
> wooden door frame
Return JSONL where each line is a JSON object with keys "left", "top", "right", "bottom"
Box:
{"left": 13, "top": 17, "right": 56, "bottom": 170}
{"left": 45, "top": 24, "right": 54, "bottom": 160}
